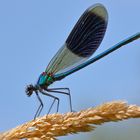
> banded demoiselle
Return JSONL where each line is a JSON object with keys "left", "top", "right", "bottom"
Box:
{"left": 26, "top": 4, "right": 140, "bottom": 119}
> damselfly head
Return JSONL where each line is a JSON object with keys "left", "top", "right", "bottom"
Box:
{"left": 26, "top": 84, "right": 37, "bottom": 96}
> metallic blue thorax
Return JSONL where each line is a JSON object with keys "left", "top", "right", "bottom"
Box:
{"left": 37, "top": 72, "right": 54, "bottom": 86}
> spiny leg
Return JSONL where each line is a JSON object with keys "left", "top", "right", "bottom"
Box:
{"left": 39, "top": 89, "right": 60, "bottom": 114}
{"left": 47, "top": 98, "right": 56, "bottom": 114}
{"left": 46, "top": 88, "right": 73, "bottom": 112}
{"left": 35, "top": 92, "right": 43, "bottom": 119}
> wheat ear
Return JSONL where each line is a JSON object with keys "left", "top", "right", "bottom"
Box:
{"left": 0, "top": 101, "right": 140, "bottom": 140}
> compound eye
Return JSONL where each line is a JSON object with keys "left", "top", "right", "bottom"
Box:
{"left": 26, "top": 90, "right": 32, "bottom": 96}
{"left": 26, "top": 85, "right": 34, "bottom": 96}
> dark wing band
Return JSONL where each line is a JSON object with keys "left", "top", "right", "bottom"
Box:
{"left": 66, "top": 4, "right": 108, "bottom": 57}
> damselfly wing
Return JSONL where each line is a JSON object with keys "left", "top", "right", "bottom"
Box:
{"left": 46, "top": 4, "right": 108, "bottom": 79}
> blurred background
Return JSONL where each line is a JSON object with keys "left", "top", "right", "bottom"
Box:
{"left": 0, "top": 0, "right": 140, "bottom": 139}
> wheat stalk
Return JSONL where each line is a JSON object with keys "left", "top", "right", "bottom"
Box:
{"left": 0, "top": 101, "right": 140, "bottom": 140}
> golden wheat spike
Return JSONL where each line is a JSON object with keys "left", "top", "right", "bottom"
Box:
{"left": 0, "top": 101, "right": 140, "bottom": 140}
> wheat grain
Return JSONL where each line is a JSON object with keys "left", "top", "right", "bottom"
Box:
{"left": 0, "top": 101, "right": 140, "bottom": 140}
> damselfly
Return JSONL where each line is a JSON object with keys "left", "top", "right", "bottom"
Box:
{"left": 26, "top": 4, "right": 140, "bottom": 119}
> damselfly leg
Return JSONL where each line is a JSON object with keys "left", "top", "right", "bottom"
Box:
{"left": 34, "top": 87, "right": 73, "bottom": 119}
{"left": 46, "top": 88, "right": 73, "bottom": 112}
{"left": 34, "top": 90, "right": 59, "bottom": 119}
{"left": 34, "top": 92, "right": 43, "bottom": 119}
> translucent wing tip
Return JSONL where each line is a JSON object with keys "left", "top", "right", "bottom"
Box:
{"left": 88, "top": 3, "right": 108, "bottom": 22}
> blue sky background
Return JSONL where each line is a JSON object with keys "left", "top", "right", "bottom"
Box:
{"left": 0, "top": 0, "right": 140, "bottom": 140}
